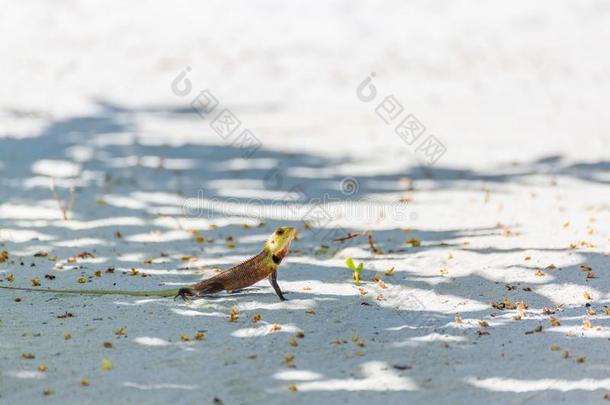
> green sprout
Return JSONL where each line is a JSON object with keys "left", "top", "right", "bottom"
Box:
{"left": 345, "top": 257, "right": 363, "bottom": 285}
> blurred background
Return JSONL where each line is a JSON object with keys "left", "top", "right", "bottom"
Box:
{"left": 1, "top": 0, "right": 609, "bottom": 176}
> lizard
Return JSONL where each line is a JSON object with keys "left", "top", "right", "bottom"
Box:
{"left": 0, "top": 227, "right": 297, "bottom": 301}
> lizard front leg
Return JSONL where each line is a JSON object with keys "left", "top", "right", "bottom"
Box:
{"left": 268, "top": 270, "right": 286, "bottom": 301}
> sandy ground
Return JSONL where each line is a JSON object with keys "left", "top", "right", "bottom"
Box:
{"left": 1, "top": 1, "right": 609, "bottom": 404}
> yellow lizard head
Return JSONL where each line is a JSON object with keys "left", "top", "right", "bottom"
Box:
{"left": 264, "top": 227, "right": 298, "bottom": 257}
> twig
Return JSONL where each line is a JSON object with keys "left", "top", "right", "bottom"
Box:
{"left": 333, "top": 232, "right": 362, "bottom": 242}
{"left": 368, "top": 231, "right": 384, "bottom": 255}
{"left": 50, "top": 178, "right": 76, "bottom": 221}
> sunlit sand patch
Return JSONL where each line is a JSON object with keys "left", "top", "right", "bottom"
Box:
{"left": 153, "top": 216, "right": 215, "bottom": 230}
{"left": 237, "top": 299, "right": 316, "bottom": 311}
{"left": 116, "top": 253, "right": 175, "bottom": 266}
{"left": 448, "top": 318, "right": 506, "bottom": 329}
{"left": 232, "top": 323, "right": 301, "bottom": 338}
{"left": 140, "top": 156, "right": 197, "bottom": 170}
{"left": 105, "top": 155, "right": 197, "bottom": 171}
{"left": 535, "top": 283, "right": 605, "bottom": 306}
{"left": 273, "top": 370, "right": 323, "bottom": 381}
{"left": 104, "top": 194, "right": 149, "bottom": 210}
{"left": 65, "top": 145, "right": 94, "bottom": 162}
{"left": 181, "top": 196, "right": 304, "bottom": 221}
{"left": 138, "top": 268, "right": 199, "bottom": 276}
{"left": 184, "top": 300, "right": 238, "bottom": 310}
{"left": 210, "top": 157, "right": 276, "bottom": 171}
{"left": 149, "top": 206, "right": 183, "bottom": 215}
{"left": 207, "top": 179, "right": 265, "bottom": 190}
{"left": 324, "top": 247, "right": 370, "bottom": 260}
{"left": 56, "top": 217, "right": 146, "bottom": 230}
{"left": 133, "top": 336, "right": 171, "bottom": 346}
{"left": 11, "top": 220, "right": 52, "bottom": 229}
{"left": 546, "top": 324, "right": 610, "bottom": 338}
{"left": 466, "top": 377, "right": 610, "bottom": 392}
{"left": 126, "top": 230, "right": 191, "bottom": 243}
{"left": 216, "top": 188, "right": 296, "bottom": 200}
{"left": 131, "top": 191, "right": 188, "bottom": 206}
{"left": 111, "top": 266, "right": 197, "bottom": 276}
{"left": 474, "top": 266, "right": 556, "bottom": 284}
{"left": 117, "top": 253, "right": 152, "bottom": 263}
{"left": 6, "top": 370, "right": 46, "bottom": 380}
{"left": 392, "top": 333, "right": 467, "bottom": 348}
{"left": 53, "top": 238, "right": 107, "bottom": 247}
{"left": 0, "top": 203, "right": 62, "bottom": 220}
{"left": 171, "top": 308, "right": 226, "bottom": 317}
{"left": 91, "top": 132, "right": 135, "bottom": 147}
{"left": 411, "top": 333, "right": 467, "bottom": 342}
{"left": 114, "top": 298, "right": 170, "bottom": 306}
{"left": 180, "top": 197, "right": 400, "bottom": 224}
{"left": 237, "top": 233, "right": 271, "bottom": 244}
{"left": 371, "top": 284, "right": 488, "bottom": 313}
{"left": 123, "top": 382, "right": 198, "bottom": 390}
{"left": 31, "top": 159, "right": 80, "bottom": 178}
{"left": 21, "top": 176, "right": 68, "bottom": 189}
{"left": 386, "top": 324, "right": 419, "bottom": 331}
{"left": 279, "top": 280, "right": 361, "bottom": 297}
{"left": 0, "top": 228, "right": 55, "bottom": 243}
{"left": 279, "top": 361, "right": 417, "bottom": 392}
{"left": 133, "top": 336, "right": 196, "bottom": 352}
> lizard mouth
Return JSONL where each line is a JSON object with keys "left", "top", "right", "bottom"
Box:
{"left": 275, "top": 241, "right": 292, "bottom": 259}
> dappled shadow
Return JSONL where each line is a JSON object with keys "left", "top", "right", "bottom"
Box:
{"left": 1, "top": 101, "right": 609, "bottom": 404}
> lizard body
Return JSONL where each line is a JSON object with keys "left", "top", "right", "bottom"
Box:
{"left": 0, "top": 227, "right": 297, "bottom": 301}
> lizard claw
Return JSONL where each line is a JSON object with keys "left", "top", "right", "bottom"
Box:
{"left": 175, "top": 288, "right": 195, "bottom": 301}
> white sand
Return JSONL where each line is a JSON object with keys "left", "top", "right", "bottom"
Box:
{"left": 1, "top": 1, "right": 609, "bottom": 404}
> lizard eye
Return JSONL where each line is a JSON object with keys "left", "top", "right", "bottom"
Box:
{"left": 275, "top": 229, "right": 284, "bottom": 236}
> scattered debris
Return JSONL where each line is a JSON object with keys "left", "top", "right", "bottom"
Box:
{"left": 229, "top": 308, "right": 239, "bottom": 322}
{"left": 101, "top": 359, "right": 113, "bottom": 370}
{"left": 404, "top": 239, "right": 421, "bottom": 247}
{"left": 525, "top": 325, "right": 543, "bottom": 335}
{"left": 367, "top": 232, "right": 383, "bottom": 255}
{"left": 333, "top": 232, "right": 362, "bottom": 242}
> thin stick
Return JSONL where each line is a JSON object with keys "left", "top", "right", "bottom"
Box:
{"left": 333, "top": 232, "right": 362, "bottom": 242}
{"left": 368, "top": 231, "right": 384, "bottom": 255}
{"left": 50, "top": 178, "right": 76, "bottom": 221}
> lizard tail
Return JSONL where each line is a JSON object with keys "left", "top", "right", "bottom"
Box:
{"left": 0, "top": 286, "right": 180, "bottom": 297}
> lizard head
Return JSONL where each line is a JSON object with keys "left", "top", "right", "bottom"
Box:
{"left": 264, "top": 227, "right": 298, "bottom": 258}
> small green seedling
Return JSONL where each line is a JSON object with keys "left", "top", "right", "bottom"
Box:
{"left": 345, "top": 257, "right": 363, "bottom": 285}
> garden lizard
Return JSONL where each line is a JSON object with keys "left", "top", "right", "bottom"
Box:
{"left": 0, "top": 227, "right": 297, "bottom": 301}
